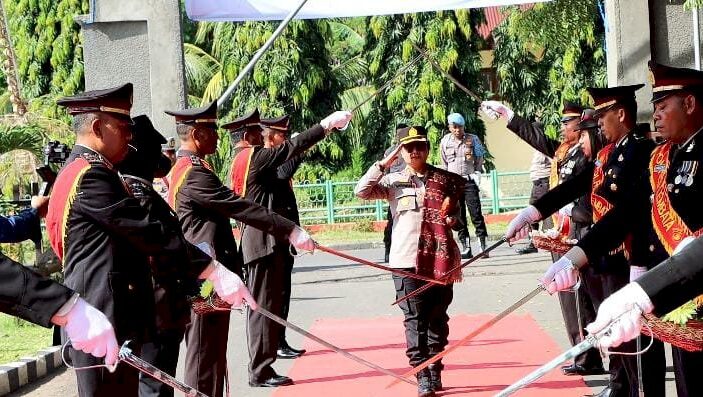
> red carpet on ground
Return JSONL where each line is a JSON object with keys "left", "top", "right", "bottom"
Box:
{"left": 272, "top": 314, "right": 591, "bottom": 397}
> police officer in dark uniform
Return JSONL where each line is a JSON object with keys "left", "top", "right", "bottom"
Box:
{"left": 117, "top": 115, "right": 187, "bottom": 397}
{"left": 45, "top": 84, "right": 234, "bottom": 397}
{"left": 554, "top": 62, "right": 703, "bottom": 397}
{"left": 224, "top": 108, "right": 352, "bottom": 387}
{"left": 165, "top": 102, "right": 315, "bottom": 396}
{"left": 258, "top": 115, "right": 308, "bottom": 359}
{"left": 482, "top": 99, "right": 604, "bottom": 376}
{"left": 506, "top": 84, "right": 660, "bottom": 397}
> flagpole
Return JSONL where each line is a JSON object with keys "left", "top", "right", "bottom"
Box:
{"left": 216, "top": 0, "right": 310, "bottom": 108}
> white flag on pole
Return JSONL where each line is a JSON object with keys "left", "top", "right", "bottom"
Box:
{"left": 185, "top": 0, "right": 545, "bottom": 22}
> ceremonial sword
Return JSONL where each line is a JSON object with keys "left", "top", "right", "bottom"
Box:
{"left": 252, "top": 306, "right": 416, "bottom": 386}
{"left": 494, "top": 312, "right": 654, "bottom": 397}
{"left": 386, "top": 284, "right": 546, "bottom": 389}
{"left": 393, "top": 237, "right": 508, "bottom": 306}
{"left": 117, "top": 341, "right": 209, "bottom": 397}
{"left": 314, "top": 243, "right": 446, "bottom": 285}
{"left": 410, "top": 42, "right": 484, "bottom": 102}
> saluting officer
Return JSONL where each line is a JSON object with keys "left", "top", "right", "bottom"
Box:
{"left": 355, "top": 125, "right": 465, "bottom": 397}
{"left": 164, "top": 101, "right": 315, "bottom": 396}
{"left": 46, "top": 84, "right": 249, "bottom": 397}
{"left": 224, "top": 108, "right": 352, "bottom": 387}
{"left": 506, "top": 84, "right": 662, "bottom": 397}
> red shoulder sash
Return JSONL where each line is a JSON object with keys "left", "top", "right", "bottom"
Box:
{"left": 46, "top": 158, "right": 92, "bottom": 262}
{"left": 230, "top": 147, "right": 254, "bottom": 196}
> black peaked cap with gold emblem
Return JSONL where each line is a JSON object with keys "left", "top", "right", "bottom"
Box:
{"left": 164, "top": 100, "right": 218, "bottom": 127}
{"left": 648, "top": 60, "right": 703, "bottom": 103}
{"left": 396, "top": 126, "right": 428, "bottom": 146}
{"left": 588, "top": 84, "right": 644, "bottom": 116}
{"left": 131, "top": 115, "right": 167, "bottom": 146}
{"left": 221, "top": 109, "right": 261, "bottom": 133}
{"left": 57, "top": 83, "right": 133, "bottom": 119}
{"left": 260, "top": 115, "right": 290, "bottom": 133}
{"left": 561, "top": 100, "right": 584, "bottom": 122}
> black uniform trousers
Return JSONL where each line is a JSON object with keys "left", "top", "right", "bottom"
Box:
{"left": 63, "top": 332, "right": 139, "bottom": 397}
{"left": 278, "top": 248, "right": 295, "bottom": 347}
{"left": 672, "top": 347, "right": 703, "bottom": 397}
{"left": 458, "top": 178, "right": 488, "bottom": 243}
{"left": 184, "top": 309, "right": 230, "bottom": 397}
{"left": 246, "top": 247, "right": 287, "bottom": 382}
{"left": 392, "top": 272, "right": 454, "bottom": 367}
{"left": 596, "top": 256, "right": 635, "bottom": 397}
{"left": 138, "top": 327, "right": 185, "bottom": 397}
{"left": 556, "top": 262, "right": 603, "bottom": 370}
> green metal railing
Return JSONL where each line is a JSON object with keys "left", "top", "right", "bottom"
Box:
{"left": 294, "top": 170, "right": 531, "bottom": 225}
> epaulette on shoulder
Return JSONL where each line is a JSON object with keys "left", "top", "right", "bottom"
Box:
{"left": 79, "top": 152, "right": 112, "bottom": 169}
{"left": 188, "top": 154, "right": 202, "bottom": 166}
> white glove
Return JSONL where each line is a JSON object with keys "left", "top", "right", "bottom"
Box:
{"left": 629, "top": 266, "right": 647, "bottom": 282}
{"left": 673, "top": 236, "right": 696, "bottom": 255}
{"left": 320, "top": 110, "right": 353, "bottom": 131}
{"left": 63, "top": 298, "right": 119, "bottom": 366}
{"left": 558, "top": 203, "right": 574, "bottom": 217}
{"left": 289, "top": 226, "right": 315, "bottom": 252}
{"left": 481, "top": 100, "right": 514, "bottom": 121}
{"left": 586, "top": 283, "right": 654, "bottom": 349}
{"left": 541, "top": 256, "right": 579, "bottom": 293}
{"left": 206, "top": 261, "right": 257, "bottom": 309}
{"left": 469, "top": 171, "right": 481, "bottom": 187}
{"left": 506, "top": 205, "right": 541, "bottom": 242}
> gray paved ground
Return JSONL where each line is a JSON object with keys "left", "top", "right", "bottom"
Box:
{"left": 11, "top": 242, "right": 678, "bottom": 396}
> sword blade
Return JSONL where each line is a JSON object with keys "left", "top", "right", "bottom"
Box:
{"left": 386, "top": 284, "right": 544, "bottom": 389}
{"left": 253, "top": 306, "right": 416, "bottom": 386}
{"left": 392, "top": 237, "right": 507, "bottom": 306}
{"left": 118, "top": 343, "right": 209, "bottom": 397}
{"left": 494, "top": 336, "right": 597, "bottom": 397}
{"left": 410, "top": 42, "right": 483, "bottom": 102}
{"left": 315, "top": 243, "right": 446, "bottom": 285}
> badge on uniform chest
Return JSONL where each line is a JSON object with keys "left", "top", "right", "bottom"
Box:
{"left": 673, "top": 160, "right": 698, "bottom": 187}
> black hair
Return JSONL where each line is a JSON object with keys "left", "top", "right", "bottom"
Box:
{"left": 72, "top": 113, "right": 98, "bottom": 134}
{"left": 176, "top": 123, "right": 194, "bottom": 138}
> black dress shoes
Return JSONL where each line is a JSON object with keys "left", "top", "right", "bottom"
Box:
{"left": 277, "top": 345, "right": 306, "bottom": 359}
{"left": 561, "top": 364, "right": 607, "bottom": 376}
{"left": 586, "top": 386, "right": 618, "bottom": 397}
{"left": 516, "top": 244, "right": 538, "bottom": 254}
{"left": 249, "top": 374, "right": 294, "bottom": 387}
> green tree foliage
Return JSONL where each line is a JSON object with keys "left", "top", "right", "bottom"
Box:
{"left": 363, "top": 10, "right": 488, "bottom": 165}
{"left": 493, "top": 2, "right": 606, "bottom": 138}
{"left": 187, "top": 20, "right": 342, "bottom": 180}
{"left": 4, "top": 0, "right": 88, "bottom": 119}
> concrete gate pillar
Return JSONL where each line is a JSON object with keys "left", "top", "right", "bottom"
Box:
{"left": 604, "top": 0, "right": 653, "bottom": 121}
{"left": 77, "top": 0, "right": 187, "bottom": 136}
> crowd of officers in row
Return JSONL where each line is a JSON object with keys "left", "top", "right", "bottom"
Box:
{"left": 4, "top": 59, "right": 703, "bottom": 397}
{"left": 483, "top": 60, "right": 703, "bottom": 397}
{"left": 1, "top": 82, "right": 352, "bottom": 397}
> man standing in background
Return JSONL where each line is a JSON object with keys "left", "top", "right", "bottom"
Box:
{"left": 517, "top": 149, "right": 553, "bottom": 254}
{"left": 439, "top": 113, "right": 488, "bottom": 258}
